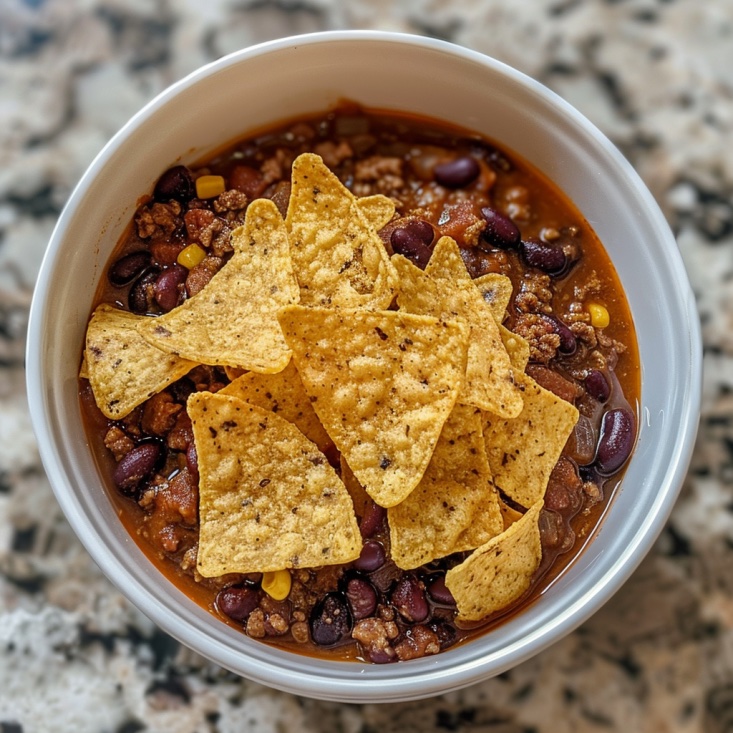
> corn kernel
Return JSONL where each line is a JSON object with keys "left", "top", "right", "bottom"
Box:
{"left": 177, "top": 242, "right": 206, "bottom": 269}
{"left": 588, "top": 302, "right": 610, "bottom": 329}
{"left": 195, "top": 174, "right": 226, "bottom": 199}
{"left": 262, "top": 569, "right": 291, "bottom": 601}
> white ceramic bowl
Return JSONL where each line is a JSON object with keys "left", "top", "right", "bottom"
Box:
{"left": 26, "top": 31, "right": 701, "bottom": 702}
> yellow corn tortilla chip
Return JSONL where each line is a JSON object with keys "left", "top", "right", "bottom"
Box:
{"left": 499, "top": 499, "right": 524, "bottom": 530}
{"left": 137, "top": 198, "right": 299, "bottom": 372}
{"left": 285, "top": 153, "right": 398, "bottom": 309}
{"left": 483, "top": 372, "right": 579, "bottom": 509}
{"left": 79, "top": 351, "right": 89, "bottom": 379}
{"left": 189, "top": 391, "right": 361, "bottom": 576}
{"left": 278, "top": 304, "right": 469, "bottom": 508}
{"left": 84, "top": 304, "right": 197, "bottom": 419}
{"left": 220, "top": 361, "right": 333, "bottom": 454}
{"left": 472, "top": 273, "right": 513, "bottom": 323}
{"left": 445, "top": 500, "right": 543, "bottom": 622}
{"left": 500, "top": 326, "right": 530, "bottom": 371}
{"left": 388, "top": 403, "right": 504, "bottom": 570}
{"left": 357, "top": 194, "right": 396, "bottom": 231}
{"left": 392, "top": 238, "right": 523, "bottom": 418}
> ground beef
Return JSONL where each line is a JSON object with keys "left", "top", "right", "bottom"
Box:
{"left": 141, "top": 392, "right": 182, "bottom": 437}
{"left": 353, "top": 155, "right": 404, "bottom": 197}
{"left": 261, "top": 149, "right": 294, "bottom": 185}
{"left": 184, "top": 208, "right": 223, "bottom": 248}
{"left": 513, "top": 313, "right": 561, "bottom": 363}
{"left": 103, "top": 426, "right": 134, "bottom": 461}
{"left": 186, "top": 255, "right": 223, "bottom": 297}
{"left": 352, "top": 618, "right": 397, "bottom": 663}
{"left": 167, "top": 411, "right": 193, "bottom": 451}
{"left": 515, "top": 272, "right": 553, "bottom": 315}
{"left": 246, "top": 609, "right": 266, "bottom": 638}
{"left": 394, "top": 624, "right": 441, "bottom": 661}
{"left": 525, "top": 364, "right": 583, "bottom": 403}
{"left": 213, "top": 189, "right": 248, "bottom": 213}
{"left": 313, "top": 140, "right": 354, "bottom": 168}
{"left": 135, "top": 201, "right": 183, "bottom": 240}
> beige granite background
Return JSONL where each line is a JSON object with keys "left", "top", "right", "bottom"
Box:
{"left": 1, "top": 0, "right": 732, "bottom": 731}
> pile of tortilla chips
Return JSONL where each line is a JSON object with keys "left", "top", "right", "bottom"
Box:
{"left": 82, "top": 153, "right": 579, "bottom": 624}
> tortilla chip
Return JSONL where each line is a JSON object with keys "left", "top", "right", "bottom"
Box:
{"left": 499, "top": 499, "right": 524, "bottom": 530}
{"left": 500, "top": 326, "right": 530, "bottom": 371}
{"left": 357, "top": 194, "right": 396, "bottom": 231}
{"left": 79, "top": 351, "right": 89, "bottom": 379}
{"left": 220, "top": 361, "right": 333, "bottom": 454}
{"left": 84, "top": 304, "right": 197, "bottom": 419}
{"left": 137, "top": 198, "right": 299, "bottom": 371}
{"left": 445, "top": 500, "right": 543, "bottom": 622}
{"left": 189, "top": 391, "right": 361, "bottom": 576}
{"left": 285, "top": 153, "right": 398, "bottom": 309}
{"left": 472, "top": 273, "right": 513, "bottom": 323}
{"left": 278, "top": 304, "right": 469, "bottom": 508}
{"left": 483, "top": 372, "right": 579, "bottom": 508}
{"left": 388, "top": 403, "right": 504, "bottom": 570}
{"left": 392, "top": 238, "right": 523, "bottom": 418}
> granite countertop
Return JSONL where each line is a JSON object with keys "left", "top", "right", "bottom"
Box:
{"left": 1, "top": 0, "right": 731, "bottom": 730}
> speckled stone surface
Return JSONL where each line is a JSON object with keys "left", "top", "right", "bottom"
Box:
{"left": 1, "top": 0, "right": 732, "bottom": 730}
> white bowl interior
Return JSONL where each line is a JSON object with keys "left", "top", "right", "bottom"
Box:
{"left": 27, "top": 32, "right": 700, "bottom": 702}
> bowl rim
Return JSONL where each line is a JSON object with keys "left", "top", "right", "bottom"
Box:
{"left": 26, "top": 30, "right": 702, "bottom": 702}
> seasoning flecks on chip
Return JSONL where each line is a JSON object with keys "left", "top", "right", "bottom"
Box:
{"left": 286, "top": 153, "right": 398, "bottom": 309}
{"left": 483, "top": 372, "right": 580, "bottom": 509}
{"left": 445, "top": 500, "right": 543, "bottom": 622}
{"left": 137, "top": 198, "right": 299, "bottom": 372}
{"left": 189, "top": 391, "right": 361, "bottom": 576}
{"left": 84, "top": 304, "right": 197, "bottom": 419}
{"left": 220, "top": 361, "right": 334, "bottom": 455}
{"left": 471, "top": 272, "right": 514, "bottom": 323}
{"left": 388, "top": 402, "right": 504, "bottom": 570}
{"left": 278, "top": 304, "right": 469, "bottom": 508}
{"left": 392, "top": 237, "right": 523, "bottom": 418}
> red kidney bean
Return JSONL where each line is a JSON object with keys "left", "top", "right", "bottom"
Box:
{"left": 310, "top": 593, "right": 353, "bottom": 646}
{"left": 433, "top": 156, "right": 480, "bottom": 188}
{"left": 108, "top": 251, "right": 151, "bottom": 286}
{"left": 154, "top": 165, "right": 195, "bottom": 203}
{"left": 426, "top": 575, "right": 455, "bottom": 606}
{"left": 390, "top": 575, "right": 429, "bottom": 623}
{"left": 521, "top": 238, "right": 568, "bottom": 275}
{"left": 344, "top": 576, "right": 378, "bottom": 620}
{"left": 390, "top": 219, "right": 435, "bottom": 269}
{"left": 478, "top": 207, "right": 520, "bottom": 250}
{"left": 595, "top": 408, "right": 636, "bottom": 475}
{"left": 128, "top": 267, "right": 160, "bottom": 314}
{"left": 216, "top": 585, "right": 260, "bottom": 623}
{"left": 354, "top": 540, "right": 386, "bottom": 572}
{"left": 585, "top": 369, "right": 611, "bottom": 402}
{"left": 154, "top": 265, "right": 187, "bottom": 312}
{"left": 113, "top": 442, "right": 161, "bottom": 494}
{"left": 547, "top": 315, "right": 577, "bottom": 355}
{"left": 359, "top": 501, "right": 386, "bottom": 538}
{"left": 185, "top": 441, "right": 198, "bottom": 480}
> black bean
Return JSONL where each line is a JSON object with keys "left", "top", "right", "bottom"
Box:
{"left": 595, "top": 408, "right": 636, "bottom": 475}
{"left": 310, "top": 593, "right": 353, "bottom": 646}
{"left": 108, "top": 251, "right": 151, "bottom": 287}
{"left": 434, "top": 156, "right": 480, "bottom": 188}
{"left": 390, "top": 575, "right": 429, "bottom": 623}
{"left": 585, "top": 369, "right": 611, "bottom": 402}
{"left": 426, "top": 575, "right": 456, "bottom": 607}
{"left": 113, "top": 442, "right": 161, "bottom": 494}
{"left": 216, "top": 585, "right": 259, "bottom": 623}
{"left": 478, "top": 207, "right": 520, "bottom": 250}
{"left": 154, "top": 265, "right": 187, "bottom": 312}
{"left": 354, "top": 540, "right": 386, "bottom": 572}
{"left": 344, "top": 576, "right": 378, "bottom": 620}
{"left": 154, "top": 165, "right": 195, "bottom": 203}
{"left": 359, "top": 501, "right": 386, "bottom": 538}
{"left": 128, "top": 267, "right": 160, "bottom": 314}
{"left": 520, "top": 238, "right": 568, "bottom": 275}
{"left": 390, "top": 219, "right": 435, "bottom": 269}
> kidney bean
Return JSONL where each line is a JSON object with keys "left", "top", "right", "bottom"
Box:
{"left": 344, "top": 576, "right": 378, "bottom": 620}
{"left": 128, "top": 267, "right": 160, "bottom": 314}
{"left": 521, "top": 238, "right": 568, "bottom": 275}
{"left": 548, "top": 315, "right": 577, "bottom": 355}
{"left": 310, "top": 593, "right": 353, "bottom": 646}
{"left": 359, "top": 501, "right": 386, "bottom": 538}
{"left": 390, "top": 575, "right": 429, "bottom": 623}
{"left": 390, "top": 219, "right": 435, "bottom": 269}
{"left": 426, "top": 575, "right": 456, "bottom": 606}
{"left": 154, "top": 165, "right": 195, "bottom": 203}
{"left": 154, "top": 265, "right": 187, "bottom": 312}
{"left": 354, "top": 540, "right": 386, "bottom": 572}
{"left": 108, "top": 251, "right": 151, "bottom": 287}
{"left": 595, "top": 408, "right": 636, "bottom": 475}
{"left": 585, "top": 369, "right": 611, "bottom": 402}
{"left": 478, "top": 207, "right": 520, "bottom": 250}
{"left": 113, "top": 442, "right": 161, "bottom": 494}
{"left": 433, "top": 156, "right": 480, "bottom": 188}
{"left": 216, "top": 585, "right": 260, "bottom": 623}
